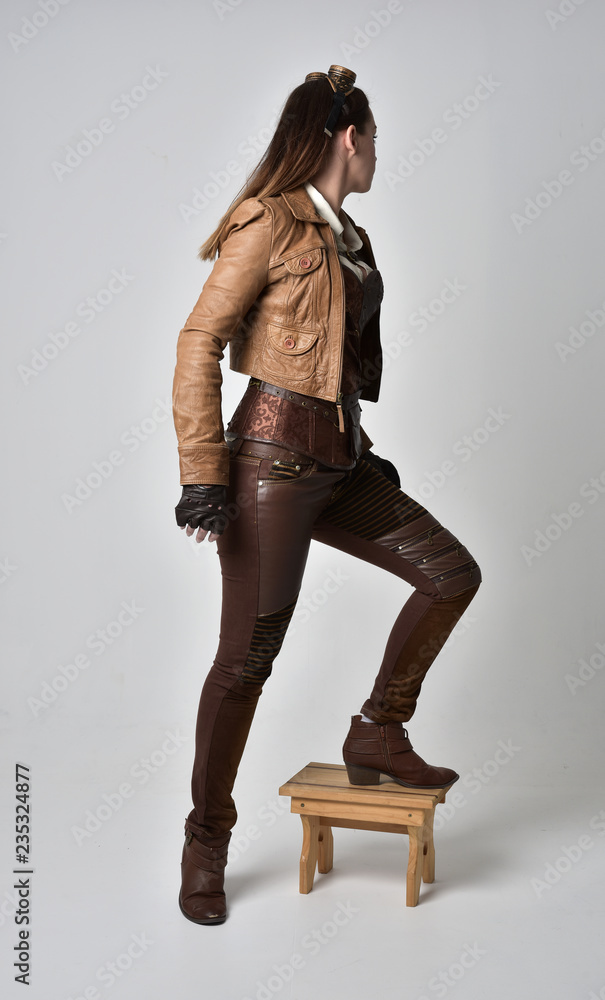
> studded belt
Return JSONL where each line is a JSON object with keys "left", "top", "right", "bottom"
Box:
{"left": 249, "top": 378, "right": 362, "bottom": 429}
{"left": 228, "top": 438, "right": 316, "bottom": 465}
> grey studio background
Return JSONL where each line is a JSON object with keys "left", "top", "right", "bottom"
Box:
{"left": 2, "top": 0, "right": 605, "bottom": 998}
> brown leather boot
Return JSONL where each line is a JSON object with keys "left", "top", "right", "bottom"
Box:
{"left": 178, "top": 829, "right": 230, "bottom": 925}
{"left": 342, "top": 715, "right": 459, "bottom": 789}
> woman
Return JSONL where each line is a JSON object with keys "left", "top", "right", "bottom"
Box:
{"left": 172, "top": 65, "right": 481, "bottom": 925}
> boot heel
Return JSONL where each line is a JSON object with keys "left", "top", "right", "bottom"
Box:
{"left": 345, "top": 763, "right": 381, "bottom": 785}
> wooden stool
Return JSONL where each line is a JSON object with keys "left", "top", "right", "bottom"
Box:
{"left": 278, "top": 761, "right": 452, "bottom": 906}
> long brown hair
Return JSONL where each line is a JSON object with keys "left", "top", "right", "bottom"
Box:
{"left": 197, "top": 77, "right": 372, "bottom": 260}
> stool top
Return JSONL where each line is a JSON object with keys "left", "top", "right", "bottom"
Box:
{"left": 279, "top": 762, "right": 447, "bottom": 810}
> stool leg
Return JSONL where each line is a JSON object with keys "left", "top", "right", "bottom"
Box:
{"left": 422, "top": 808, "right": 436, "bottom": 884}
{"left": 406, "top": 826, "right": 424, "bottom": 906}
{"left": 299, "top": 814, "right": 319, "bottom": 893}
{"left": 318, "top": 824, "right": 334, "bottom": 874}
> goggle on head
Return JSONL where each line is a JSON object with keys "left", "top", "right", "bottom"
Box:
{"left": 305, "top": 64, "right": 357, "bottom": 137}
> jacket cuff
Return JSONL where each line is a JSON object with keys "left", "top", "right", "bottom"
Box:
{"left": 178, "top": 443, "right": 230, "bottom": 486}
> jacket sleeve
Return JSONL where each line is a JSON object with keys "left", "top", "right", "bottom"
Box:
{"left": 172, "top": 198, "right": 273, "bottom": 485}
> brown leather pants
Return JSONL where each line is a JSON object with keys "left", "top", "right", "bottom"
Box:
{"left": 185, "top": 441, "right": 481, "bottom": 843}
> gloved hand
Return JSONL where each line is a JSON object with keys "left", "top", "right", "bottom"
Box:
{"left": 361, "top": 449, "right": 401, "bottom": 489}
{"left": 175, "top": 484, "right": 228, "bottom": 542}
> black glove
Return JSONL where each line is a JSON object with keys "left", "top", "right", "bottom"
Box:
{"left": 175, "top": 484, "right": 229, "bottom": 537}
{"left": 361, "top": 449, "right": 401, "bottom": 489}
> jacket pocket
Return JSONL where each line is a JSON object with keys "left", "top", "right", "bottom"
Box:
{"left": 258, "top": 456, "right": 316, "bottom": 485}
{"left": 282, "top": 247, "right": 324, "bottom": 274}
{"left": 260, "top": 323, "right": 319, "bottom": 382}
{"left": 264, "top": 458, "right": 314, "bottom": 482}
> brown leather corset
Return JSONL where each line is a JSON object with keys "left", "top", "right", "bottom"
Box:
{"left": 226, "top": 263, "right": 384, "bottom": 469}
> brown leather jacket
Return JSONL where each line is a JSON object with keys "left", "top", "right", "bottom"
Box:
{"left": 172, "top": 184, "right": 383, "bottom": 484}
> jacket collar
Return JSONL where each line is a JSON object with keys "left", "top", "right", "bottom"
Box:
{"left": 280, "top": 184, "right": 365, "bottom": 249}
{"left": 280, "top": 185, "right": 328, "bottom": 224}
{"left": 279, "top": 183, "right": 375, "bottom": 267}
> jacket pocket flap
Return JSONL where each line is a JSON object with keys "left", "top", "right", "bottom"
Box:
{"left": 266, "top": 325, "right": 318, "bottom": 355}
{"left": 283, "top": 248, "right": 323, "bottom": 274}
